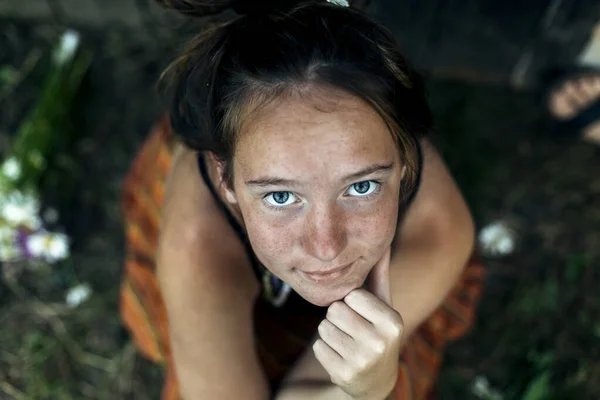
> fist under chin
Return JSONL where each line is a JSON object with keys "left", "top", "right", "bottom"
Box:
{"left": 297, "top": 285, "right": 357, "bottom": 307}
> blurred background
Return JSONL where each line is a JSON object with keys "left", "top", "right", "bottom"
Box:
{"left": 0, "top": 0, "right": 599, "bottom": 399}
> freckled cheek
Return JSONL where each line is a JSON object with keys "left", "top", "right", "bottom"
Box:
{"left": 243, "top": 213, "right": 298, "bottom": 269}
{"left": 348, "top": 203, "right": 398, "bottom": 247}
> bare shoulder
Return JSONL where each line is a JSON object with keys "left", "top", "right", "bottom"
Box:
{"left": 396, "top": 138, "right": 474, "bottom": 244}
{"left": 158, "top": 144, "right": 259, "bottom": 305}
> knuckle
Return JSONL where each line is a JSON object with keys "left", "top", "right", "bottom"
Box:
{"left": 318, "top": 319, "right": 331, "bottom": 334}
{"left": 387, "top": 310, "right": 404, "bottom": 336}
{"left": 325, "top": 309, "right": 334, "bottom": 321}
{"left": 313, "top": 338, "right": 323, "bottom": 352}
{"left": 345, "top": 288, "right": 366, "bottom": 302}
{"left": 330, "top": 372, "right": 345, "bottom": 387}
{"left": 331, "top": 370, "right": 345, "bottom": 386}
{"left": 338, "top": 367, "right": 356, "bottom": 385}
{"left": 344, "top": 290, "right": 357, "bottom": 302}
{"left": 327, "top": 301, "right": 344, "bottom": 317}
{"left": 331, "top": 374, "right": 348, "bottom": 388}
{"left": 354, "top": 355, "right": 370, "bottom": 370}
{"left": 317, "top": 323, "right": 325, "bottom": 336}
{"left": 371, "top": 338, "right": 386, "bottom": 355}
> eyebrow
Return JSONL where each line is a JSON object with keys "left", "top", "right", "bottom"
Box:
{"left": 245, "top": 163, "right": 394, "bottom": 188}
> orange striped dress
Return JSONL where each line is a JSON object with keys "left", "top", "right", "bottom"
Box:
{"left": 120, "top": 115, "right": 485, "bottom": 400}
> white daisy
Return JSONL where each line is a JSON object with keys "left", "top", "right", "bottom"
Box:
{"left": 1, "top": 190, "right": 41, "bottom": 230}
{"left": 26, "top": 231, "right": 69, "bottom": 262}
{"left": 65, "top": 283, "right": 92, "bottom": 308}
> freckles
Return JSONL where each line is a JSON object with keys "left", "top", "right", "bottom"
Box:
{"left": 247, "top": 217, "right": 294, "bottom": 259}
{"left": 359, "top": 205, "right": 398, "bottom": 240}
{"left": 369, "top": 215, "right": 395, "bottom": 238}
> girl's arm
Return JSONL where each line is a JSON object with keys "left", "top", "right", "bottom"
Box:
{"left": 387, "top": 139, "right": 475, "bottom": 342}
{"left": 157, "top": 148, "right": 269, "bottom": 399}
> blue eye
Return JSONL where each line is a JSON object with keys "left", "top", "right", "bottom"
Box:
{"left": 347, "top": 181, "right": 379, "bottom": 197}
{"left": 265, "top": 191, "right": 296, "bottom": 207}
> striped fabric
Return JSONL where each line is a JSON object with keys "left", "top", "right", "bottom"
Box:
{"left": 120, "top": 116, "right": 486, "bottom": 400}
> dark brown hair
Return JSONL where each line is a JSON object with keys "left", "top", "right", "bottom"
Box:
{"left": 157, "top": 0, "right": 432, "bottom": 199}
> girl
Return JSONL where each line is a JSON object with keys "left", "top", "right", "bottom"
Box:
{"left": 121, "top": 1, "right": 485, "bottom": 398}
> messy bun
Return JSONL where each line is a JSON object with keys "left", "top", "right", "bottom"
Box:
{"left": 157, "top": 0, "right": 431, "bottom": 202}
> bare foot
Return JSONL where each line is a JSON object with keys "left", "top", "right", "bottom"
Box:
{"left": 548, "top": 74, "right": 600, "bottom": 145}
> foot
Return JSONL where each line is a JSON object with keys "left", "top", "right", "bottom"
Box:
{"left": 548, "top": 74, "right": 600, "bottom": 145}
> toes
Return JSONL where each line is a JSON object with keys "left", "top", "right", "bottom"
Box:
{"left": 563, "top": 80, "right": 589, "bottom": 107}
{"left": 591, "top": 76, "right": 600, "bottom": 96}
{"left": 549, "top": 89, "right": 576, "bottom": 119}
{"left": 575, "top": 76, "right": 599, "bottom": 100}
{"left": 582, "top": 121, "right": 600, "bottom": 145}
{"left": 548, "top": 75, "right": 600, "bottom": 120}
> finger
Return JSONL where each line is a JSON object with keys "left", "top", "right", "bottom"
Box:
{"left": 326, "top": 301, "right": 373, "bottom": 339}
{"left": 313, "top": 338, "right": 345, "bottom": 376}
{"left": 366, "top": 247, "right": 392, "bottom": 306}
{"left": 344, "top": 289, "right": 403, "bottom": 335}
{"left": 318, "top": 319, "right": 355, "bottom": 359}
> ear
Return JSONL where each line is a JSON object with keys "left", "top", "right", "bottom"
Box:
{"left": 223, "top": 185, "right": 238, "bottom": 204}
{"left": 399, "top": 164, "right": 408, "bottom": 181}
{"left": 209, "top": 152, "right": 238, "bottom": 205}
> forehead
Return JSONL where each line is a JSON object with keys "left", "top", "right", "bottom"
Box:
{"left": 233, "top": 90, "right": 398, "bottom": 180}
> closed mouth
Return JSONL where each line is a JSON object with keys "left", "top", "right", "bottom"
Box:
{"left": 300, "top": 262, "right": 353, "bottom": 283}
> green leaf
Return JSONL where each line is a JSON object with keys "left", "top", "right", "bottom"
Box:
{"left": 521, "top": 372, "right": 552, "bottom": 400}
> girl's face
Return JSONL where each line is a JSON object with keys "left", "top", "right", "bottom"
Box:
{"left": 226, "top": 90, "right": 405, "bottom": 306}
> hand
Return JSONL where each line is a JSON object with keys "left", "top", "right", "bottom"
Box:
{"left": 313, "top": 248, "right": 403, "bottom": 400}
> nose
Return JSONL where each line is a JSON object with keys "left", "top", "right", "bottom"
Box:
{"left": 302, "top": 202, "right": 347, "bottom": 263}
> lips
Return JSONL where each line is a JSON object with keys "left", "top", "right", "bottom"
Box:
{"left": 300, "top": 262, "right": 353, "bottom": 284}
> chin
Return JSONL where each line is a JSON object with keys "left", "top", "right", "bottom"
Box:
{"left": 296, "top": 286, "right": 355, "bottom": 308}
{"left": 288, "top": 270, "right": 369, "bottom": 307}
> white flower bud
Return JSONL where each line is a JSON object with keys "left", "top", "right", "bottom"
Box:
{"left": 54, "top": 30, "right": 81, "bottom": 65}
{"left": 1, "top": 157, "right": 21, "bottom": 181}
{"left": 478, "top": 221, "right": 516, "bottom": 256}
{"left": 66, "top": 283, "right": 92, "bottom": 308}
